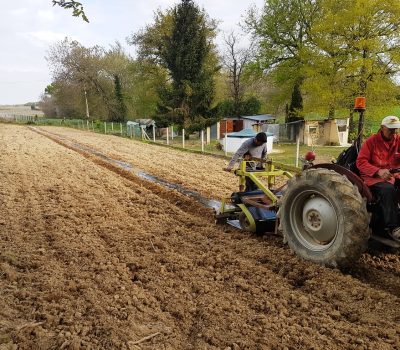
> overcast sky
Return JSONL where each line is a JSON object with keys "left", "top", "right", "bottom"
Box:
{"left": 0, "top": 0, "right": 263, "bottom": 105}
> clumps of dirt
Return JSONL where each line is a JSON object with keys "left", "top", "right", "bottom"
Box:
{"left": 0, "top": 125, "right": 399, "bottom": 349}
{"left": 40, "top": 126, "right": 241, "bottom": 199}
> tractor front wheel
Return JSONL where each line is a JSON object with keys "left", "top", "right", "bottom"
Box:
{"left": 279, "top": 168, "right": 370, "bottom": 268}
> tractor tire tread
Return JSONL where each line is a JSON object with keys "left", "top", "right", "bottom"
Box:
{"left": 280, "top": 168, "right": 369, "bottom": 268}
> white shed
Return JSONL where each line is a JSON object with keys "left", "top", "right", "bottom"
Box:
{"left": 222, "top": 128, "right": 274, "bottom": 153}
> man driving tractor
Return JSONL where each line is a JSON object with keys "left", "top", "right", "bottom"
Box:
{"left": 356, "top": 115, "right": 400, "bottom": 242}
{"left": 216, "top": 110, "right": 400, "bottom": 266}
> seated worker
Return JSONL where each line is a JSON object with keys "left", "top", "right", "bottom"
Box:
{"left": 356, "top": 115, "right": 400, "bottom": 241}
{"left": 223, "top": 132, "right": 268, "bottom": 191}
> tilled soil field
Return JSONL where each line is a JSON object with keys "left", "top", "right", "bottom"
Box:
{"left": 39, "top": 126, "right": 241, "bottom": 199}
{"left": 0, "top": 124, "right": 399, "bottom": 350}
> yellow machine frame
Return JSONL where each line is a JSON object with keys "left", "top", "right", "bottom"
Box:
{"left": 216, "top": 158, "right": 300, "bottom": 232}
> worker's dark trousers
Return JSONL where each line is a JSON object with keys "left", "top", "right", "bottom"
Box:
{"left": 370, "top": 182, "right": 400, "bottom": 229}
{"left": 245, "top": 177, "right": 258, "bottom": 192}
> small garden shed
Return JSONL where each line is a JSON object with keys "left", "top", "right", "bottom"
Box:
{"left": 218, "top": 114, "right": 276, "bottom": 137}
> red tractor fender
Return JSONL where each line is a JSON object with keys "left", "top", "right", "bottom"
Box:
{"left": 310, "top": 163, "right": 373, "bottom": 203}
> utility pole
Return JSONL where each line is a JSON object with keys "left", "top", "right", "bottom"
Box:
{"left": 84, "top": 90, "right": 90, "bottom": 119}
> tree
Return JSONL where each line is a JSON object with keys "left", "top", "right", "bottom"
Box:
{"left": 111, "top": 74, "right": 127, "bottom": 122}
{"left": 304, "top": 0, "right": 400, "bottom": 123}
{"left": 44, "top": 84, "right": 56, "bottom": 96}
{"left": 128, "top": 9, "right": 174, "bottom": 66}
{"left": 130, "top": 0, "right": 219, "bottom": 129}
{"left": 102, "top": 43, "right": 132, "bottom": 121}
{"left": 39, "top": 93, "right": 57, "bottom": 118}
{"left": 221, "top": 31, "right": 255, "bottom": 116}
{"left": 125, "top": 60, "right": 167, "bottom": 118}
{"left": 39, "top": 84, "right": 57, "bottom": 118}
{"left": 288, "top": 80, "right": 303, "bottom": 120}
{"left": 340, "top": 0, "right": 400, "bottom": 96}
{"left": 213, "top": 96, "right": 261, "bottom": 119}
{"left": 246, "top": 0, "right": 400, "bottom": 123}
{"left": 47, "top": 39, "right": 108, "bottom": 118}
{"left": 47, "top": 39, "right": 131, "bottom": 120}
{"left": 159, "top": 0, "right": 216, "bottom": 129}
{"left": 52, "top": 0, "right": 89, "bottom": 22}
{"left": 47, "top": 37, "right": 163, "bottom": 120}
{"left": 246, "top": 0, "right": 319, "bottom": 122}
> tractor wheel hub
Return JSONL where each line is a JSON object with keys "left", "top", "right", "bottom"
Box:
{"left": 302, "top": 196, "right": 337, "bottom": 243}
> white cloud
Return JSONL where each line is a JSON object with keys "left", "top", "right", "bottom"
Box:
{"left": 0, "top": 0, "right": 264, "bottom": 104}
{"left": 10, "top": 8, "right": 28, "bottom": 16}
{"left": 0, "top": 65, "right": 45, "bottom": 74}
{"left": 29, "top": 31, "right": 67, "bottom": 43}
{"left": 18, "top": 31, "right": 68, "bottom": 46}
{"left": 37, "top": 10, "right": 56, "bottom": 22}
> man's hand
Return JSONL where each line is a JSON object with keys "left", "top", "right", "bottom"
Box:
{"left": 223, "top": 167, "right": 232, "bottom": 172}
{"left": 377, "top": 168, "right": 393, "bottom": 181}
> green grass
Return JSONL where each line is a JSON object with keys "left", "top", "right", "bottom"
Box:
{"left": 269, "top": 143, "right": 346, "bottom": 165}
{"left": 158, "top": 137, "right": 346, "bottom": 165}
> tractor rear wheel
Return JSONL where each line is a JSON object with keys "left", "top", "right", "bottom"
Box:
{"left": 279, "top": 168, "right": 370, "bottom": 268}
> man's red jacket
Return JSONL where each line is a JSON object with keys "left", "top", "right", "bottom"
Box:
{"left": 356, "top": 131, "right": 400, "bottom": 186}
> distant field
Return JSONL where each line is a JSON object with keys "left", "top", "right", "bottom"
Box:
{"left": 0, "top": 104, "right": 44, "bottom": 117}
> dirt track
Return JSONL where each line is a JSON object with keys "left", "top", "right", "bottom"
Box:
{"left": 0, "top": 125, "right": 399, "bottom": 350}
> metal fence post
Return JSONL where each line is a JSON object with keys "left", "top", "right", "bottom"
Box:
{"left": 166, "top": 127, "right": 169, "bottom": 145}
{"left": 224, "top": 132, "right": 227, "bottom": 156}
{"left": 201, "top": 130, "right": 204, "bottom": 152}
{"left": 182, "top": 129, "right": 185, "bottom": 148}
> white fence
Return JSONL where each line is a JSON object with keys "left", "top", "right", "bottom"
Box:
{"left": 0, "top": 113, "right": 38, "bottom": 122}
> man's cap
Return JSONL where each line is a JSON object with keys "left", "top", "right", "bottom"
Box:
{"left": 381, "top": 115, "right": 400, "bottom": 129}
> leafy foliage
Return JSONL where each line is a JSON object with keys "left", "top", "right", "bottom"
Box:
{"left": 46, "top": 39, "right": 134, "bottom": 120}
{"left": 52, "top": 0, "right": 89, "bottom": 22}
{"left": 128, "top": 9, "right": 174, "bottom": 66}
{"left": 45, "top": 1, "right": 400, "bottom": 125}
{"left": 287, "top": 80, "right": 303, "bottom": 122}
{"left": 246, "top": 0, "right": 400, "bottom": 121}
{"left": 307, "top": 0, "right": 400, "bottom": 116}
{"left": 213, "top": 96, "right": 261, "bottom": 119}
{"left": 131, "top": 0, "right": 218, "bottom": 128}
{"left": 110, "top": 75, "right": 127, "bottom": 122}
{"left": 246, "top": 0, "right": 318, "bottom": 119}
{"left": 157, "top": 0, "right": 217, "bottom": 128}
